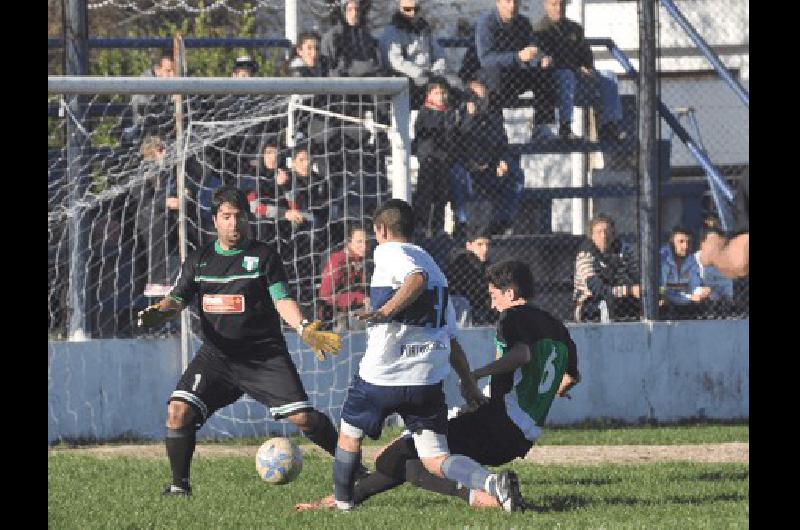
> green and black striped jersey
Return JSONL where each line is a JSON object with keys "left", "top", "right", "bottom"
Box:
{"left": 490, "top": 304, "right": 579, "bottom": 439}
{"left": 169, "top": 239, "right": 292, "bottom": 353}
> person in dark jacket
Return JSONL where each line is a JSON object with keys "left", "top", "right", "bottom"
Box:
{"left": 413, "top": 77, "right": 459, "bottom": 237}
{"left": 474, "top": 0, "right": 557, "bottom": 138}
{"left": 573, "top": 214, "right": 641, "bottom": 322}
{"left": 379, "top": 0, "right": 448, "bottom": 108}
{"left": 321, "top": 0, "right": 382, "bottom": 77}
{"left": 447, "top": 224, "right": 496, "bottom": 325}
{"left": 451, "top": 78, "right": 525, "bottom": 235}
{"left": 289, "top": 31, "right": 329, "bottom": 78}
{"left": 532, "top": 0, "right": 625, "bottom": 141}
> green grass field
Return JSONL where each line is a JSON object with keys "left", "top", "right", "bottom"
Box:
{"left": 49, "top": 424, "right": 748, "bottom": 529}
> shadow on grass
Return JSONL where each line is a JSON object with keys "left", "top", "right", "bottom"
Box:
{"left": 529, "top": 492, "right": 748, "bottom": 513}
{"left": 527, "top": 477, "right": 622, "bottom": 487}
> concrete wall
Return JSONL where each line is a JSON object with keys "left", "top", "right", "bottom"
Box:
{"left": 48, "top": 319, "right": 748, "bottom": 443}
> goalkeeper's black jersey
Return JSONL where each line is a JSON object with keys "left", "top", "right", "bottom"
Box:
{"left": 169, "top": 239, "right": 291, "bottom": 354}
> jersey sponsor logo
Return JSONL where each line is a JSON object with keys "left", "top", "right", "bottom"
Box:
{"left": 202, "top": 294, "right": 245, "bottom": 314}
{"left": 400, "top": 341, "right": 447, "bottom": 357}
{"left": 242, "top": 256, "right": 260, "bottom": 272}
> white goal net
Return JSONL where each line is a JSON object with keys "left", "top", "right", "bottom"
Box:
{"left": 48, "top": 75, "right": 409, "bottom": 438}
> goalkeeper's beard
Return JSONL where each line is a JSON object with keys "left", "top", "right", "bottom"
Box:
{"left": 218, "top": 224, "right": 250, "bottom": 248}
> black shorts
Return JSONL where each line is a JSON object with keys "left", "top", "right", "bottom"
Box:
{"left": 168, "top": 343, "right": 311, "bottom": 424}
{"left": 445, "top": 401, "right": 533, "bottom": 466}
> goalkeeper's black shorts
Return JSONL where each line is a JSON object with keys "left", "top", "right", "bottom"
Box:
{"left": 168, "top": 343, "right": 311, "bottom": 423}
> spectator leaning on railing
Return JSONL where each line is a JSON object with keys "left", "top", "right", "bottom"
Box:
{"left": 447, "top": 223, "right": 496, "bottom": 325}
{"left": 573, "top": 214, "right": 640, "bottom": 322}
{"left": 289, "top": 31, "right": 329, "bottom": 78}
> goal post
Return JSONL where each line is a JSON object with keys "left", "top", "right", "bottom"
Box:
{"left": 48, "top": 74, "right": 410, "bottom": 437}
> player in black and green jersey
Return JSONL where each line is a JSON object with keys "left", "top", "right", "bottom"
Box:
{"left": 137, "top": 186, "right": 343, "bottom": 497}
{"left": 295, "top": 259, "right": 580, "bottom": 511}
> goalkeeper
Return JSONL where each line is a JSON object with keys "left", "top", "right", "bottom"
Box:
{"left": 138, "top": 186, "right": 343, "bottom": 497}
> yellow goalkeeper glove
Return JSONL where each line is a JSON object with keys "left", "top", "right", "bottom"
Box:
{"left": 298, "top": 320, "right": 342, "bottom": 361}
{"left": 137, "top": 303, "right": 174, "bottom": 328}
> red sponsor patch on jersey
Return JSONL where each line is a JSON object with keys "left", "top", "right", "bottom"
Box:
{"left": 202, "top": 294, "right": 245, "bottom": 314}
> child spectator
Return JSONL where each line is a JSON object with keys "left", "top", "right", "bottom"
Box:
{"left": 318, "top": 224, "right": 370, "bottom": 330}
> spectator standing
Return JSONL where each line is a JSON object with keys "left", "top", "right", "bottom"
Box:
{"left": 447, "top": 224, "right": 496, "bottom": 325}
{"left": 475, "top": 0, "right": 557, "bottom": 139}
{"left": 532, "top": 0, "right": 626, "bottom": 141}
{"left": 659, "top": 226, "right": 711, "bottom": 319}
{"left": 318, "top": 224, "right": 370, "bottom": 330}
{"left": 379, "top": 0, "right": 447, "bottom": 108}
{"left": 573, "top": 214, "right": 640, "bottom": 322}
{"left": 413, "top": 77, "right": 459, "bottom": 238}
{"left": 129, "top": 52, "right": 177, "bottom": 141}
{"left": 451, "top": 78, "right": 524, "bottom": 235}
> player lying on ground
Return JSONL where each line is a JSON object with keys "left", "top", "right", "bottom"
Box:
{"left": 331, "top": 200, "right": 527, "bottom": 512}
{"left": 296, "top": 259, "right": 580, "bottom": 511}
{"left": 137, "top": 186, "right": 343, "bottom": 497}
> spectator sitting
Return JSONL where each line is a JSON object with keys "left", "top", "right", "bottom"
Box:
{"left": 475, "top": 0, "right": 557, "bottom": 139}
{"left": 289, "top": 31, "right": 329, "bottom": 77}
{"left": 533, "top": 0, "right": 626, "bottom": 141}
{"left": 574, "top": 214, "right": 641, "bottom": 322}
{"left": 451, "top": 77, "right": 524, "bottom": 236}
{"left": 413, "top": 76, "right": 459, "bottom": 238}
{"left": 283, "top": 144, "right": 330, "bottom": 235}
{"left": 447, "top": 224, "right": 496, "bottom": 325}
{"left": 379, "top": 0, "right": 448, "bottom": 108}
{"left": 321, "top": 0, "right": 383, "bottom": 77}
{"left": 231, "top": 55, "right": 258, "bottom": 77}
{"left": 659, "top": 226, "right": 711, "bottom": 319}
{"left": 318, "top": 224, "right": 370, "bottom": 331}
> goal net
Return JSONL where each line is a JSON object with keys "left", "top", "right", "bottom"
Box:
{"left": 48, "top": 75, "right": 410, "bottom": 438}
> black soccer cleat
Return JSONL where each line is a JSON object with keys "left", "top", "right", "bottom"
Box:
{"left": 162, "top": 483, "right": 192, "bottom": 497}
{"left": 493, "top": 470, "right": 524, "bottom": 512}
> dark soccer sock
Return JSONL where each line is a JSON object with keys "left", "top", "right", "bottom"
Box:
{"left": 301, "top": 410, "right": 338, "bottom": 457}
{"left": 333, "top": 446, "right": 361, "bottom": 507}
{"left": 352, "top": 471, "right": 405, "bottom": 505}
{"left": 165, "top": 426, "right": 196, "bottom": 488}
{"left": 441, "top": 454, "right": 494, "bottom": 496}
{"left": 405, "top": 460, "right": 471, "bottom": 503}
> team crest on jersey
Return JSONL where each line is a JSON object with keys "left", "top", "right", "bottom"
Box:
{"left": 242, "top": 256, "right": 260, "bottom": 271}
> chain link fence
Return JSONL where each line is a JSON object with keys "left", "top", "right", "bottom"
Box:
{"left": 48, "top": 0, "right": 748, "bottom": 339}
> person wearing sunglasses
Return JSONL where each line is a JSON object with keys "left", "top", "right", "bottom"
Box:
{"left": 379, "top": 0, "right": 450, "bottom": 109}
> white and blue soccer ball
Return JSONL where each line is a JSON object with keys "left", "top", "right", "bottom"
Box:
{"left": 255, "top": 436, "right": 303, "bottom": 484}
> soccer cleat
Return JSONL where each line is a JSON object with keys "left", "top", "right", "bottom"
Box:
{"left": 162, "top": 483, "right": 192, "bottom": 497}
{"left": 493, "top": 470, "right": 524, "bottom": 512}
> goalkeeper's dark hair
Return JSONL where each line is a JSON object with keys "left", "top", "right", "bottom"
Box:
{"left": 211, "top": 186, "right": 250, "bottom": 217}
{"left": 486, "top": 260, "right": 534, "bottom": 300}
{"left": 372, "top": 199, "right": 414, "bottom": 239}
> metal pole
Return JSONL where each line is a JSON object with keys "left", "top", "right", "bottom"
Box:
{"left": 567, "top": 0, "right": 587, "bottom": 235}
{"left": 390, "top": 88, "right": 412, "bottom": 203}
{"left": 173, "top": 33, "right": 191, "bottom": 371}
{"left": 658, "top": 0, "right": 748, "bottom": 107}
{"left": 285, "top": 0, "right": 298, "bottom": 46}
{"left": 64, "top": 0, "right": 89, "bottom": 341}
{"left": 638, "top": 0, "right": 659, "bottom": 321}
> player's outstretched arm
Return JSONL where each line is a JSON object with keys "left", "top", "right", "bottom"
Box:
{"left": 471, "top": 343, "right": 531, "bottom": 381}
{"left": 137, "top": 297, "right": 184, "bottom": 328}
{"left": 275, "top": 298, "right": 342, "bottom": 361}
{"left": 449, "top": 338, "right": 488, "bottom": 409}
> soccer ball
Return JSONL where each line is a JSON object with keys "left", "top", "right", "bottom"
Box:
{"left": 255, "top": 436, "right": 303, "bottom": 484}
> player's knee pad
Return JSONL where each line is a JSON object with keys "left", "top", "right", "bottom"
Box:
{"left": 375, "top": 435, "right": 418, "bottom": 481}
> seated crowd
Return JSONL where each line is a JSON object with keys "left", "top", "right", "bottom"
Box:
{"left": 115, "top": 0, "right": 741, "bottom": 334}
